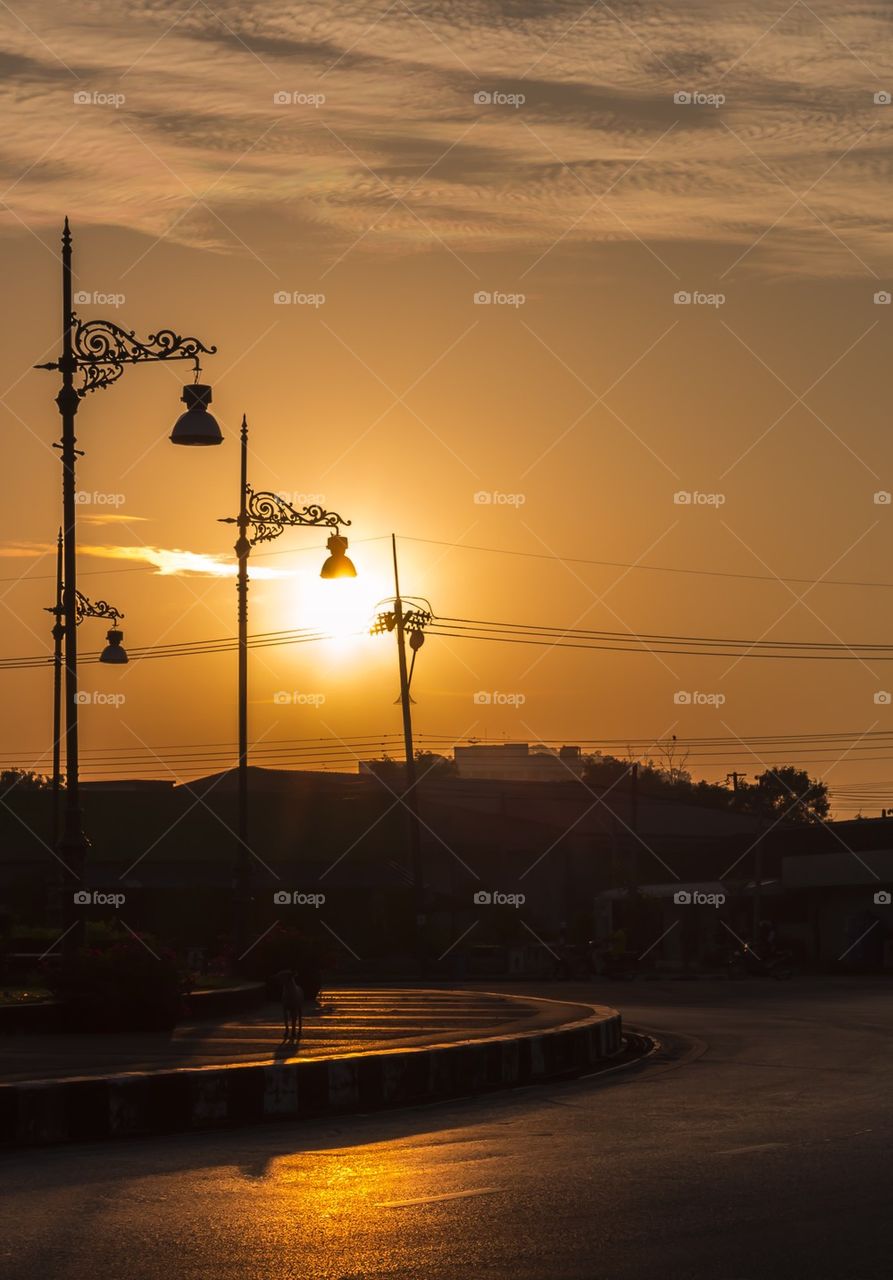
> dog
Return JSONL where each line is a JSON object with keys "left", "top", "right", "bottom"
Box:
{"left": 274, "top": 969, "right": 304, "bottom": 1040}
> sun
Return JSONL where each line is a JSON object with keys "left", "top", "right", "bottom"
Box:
{"left": 288, "top": 561, "right": 389, "bottom": 657}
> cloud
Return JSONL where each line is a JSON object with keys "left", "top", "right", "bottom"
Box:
{"left": 1, "top": 2, "right": 893, "bottom": 273}
{"left": 79, "top": 543, "right": 289, "bottom": 577}
{"left": 77, "top": 513, "right": 149, "bottom": 526}
{"left": 0, "top": 541, "right": 56, "bottom": 558}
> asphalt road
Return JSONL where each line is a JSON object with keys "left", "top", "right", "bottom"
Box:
{"left": 3, "top": 977, "right": 891, "bottom": 1279}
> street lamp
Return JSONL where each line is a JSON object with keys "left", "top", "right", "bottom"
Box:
{"left": 371, "top": 534, "right": 433, "bottom": 969}
{"left": 219, "top": 415, "right": 355, "bottom": 955}
{"left": 170, "top": 382, "right": 223, "bottom": 446}
{"left": 34, "top": 218, "right": 218, "bottom": 949}
{"left": 45, "top": 528, "right": 127, "bottom": 850}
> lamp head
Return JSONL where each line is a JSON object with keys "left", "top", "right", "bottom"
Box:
{"left": 320, "top": 532, "right": 357, "bottom": 580}
{"left": 99, "top": 627, "right": 128, "bottom": 665}
{"left": 170, "top": 383, "right": 223, "bottom": 446}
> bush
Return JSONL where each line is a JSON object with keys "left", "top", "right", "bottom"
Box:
{"left": 44, "top": 937, "right": 186, "bottom": 1032}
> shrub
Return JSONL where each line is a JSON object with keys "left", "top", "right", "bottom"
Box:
{"left": 44, "top": 937, "right": 186, "bottom": 1032}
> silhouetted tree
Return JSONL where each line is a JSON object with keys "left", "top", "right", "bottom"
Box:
{"left": 741, "top": 767, "right": 829, "bottom": 825}
{"left": 0, "top": 769, "right": 50, "bottom": 791}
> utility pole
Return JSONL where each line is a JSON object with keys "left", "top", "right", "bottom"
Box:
{"left": 725, "top": 771, "right": 762, "bottom": 941}
{"left": 371, "top": 538, "right": 432, "bottom": 971}
{"left": 752, "top": 831, "right": 764, "bottom": 947}
{"left": 391, "top": 535, "right": 426, "bottom": 969}
{"left": 628, "top": 761, "right": 639, "bottom": 888}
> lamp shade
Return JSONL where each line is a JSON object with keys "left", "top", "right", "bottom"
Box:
{"left": 170, "top": 384, "right": 223, "bottom": 446}
{"left": 320, "top": 533, "right": 357, "bottom": 579}
{"left": 99, "top": 627, "right": 128, "bottom": 665}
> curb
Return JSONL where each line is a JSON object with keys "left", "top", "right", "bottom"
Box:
{"left": 0, "top": 1000, "right": 621, "bottom": 1149}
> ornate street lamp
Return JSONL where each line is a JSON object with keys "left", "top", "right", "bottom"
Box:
{"left": 219, "top": 415, "right": 354, "bottom": 954}
{"left": 371, "top": 535, "right": 433, "bottom": 969}
{"left": 34, "top": 219, "right": 217, "bottom": 949}
{"left": 45, "top": 528, "right": 126, "bottom": 851}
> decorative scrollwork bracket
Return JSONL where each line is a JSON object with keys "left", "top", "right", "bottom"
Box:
{"left": 45, "top": 589, "right": 124, "bottom": 626}
{"left": 36, "top": 314, "right": 217, "bottom": 396}
{"left": 225, "top": 486, "right": 351, "bottom": 547}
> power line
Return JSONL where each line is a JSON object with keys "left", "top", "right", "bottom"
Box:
{"left": 401, "top": 536, "right": 893, "bottom": 592}
{"left": 4, "top": 530, "right": 890, "bottom": 593}
{"left": 436, "top": 616, "right": 893, "bottom": 651}
{"left": 7, "top": 607, "right": 893, "bottom": 672}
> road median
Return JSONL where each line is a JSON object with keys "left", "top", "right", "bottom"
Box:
{"left": 0, "top": 990, "right": 621, "bottom": 1148}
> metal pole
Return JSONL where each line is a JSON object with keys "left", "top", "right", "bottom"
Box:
{"left": 57, "top": 219, "right": 88, "bottom": 954}
{"left": 752, "top": 833, "right": 763, "bottom": 947}
{"left": 391, "top": 534, "right": 425, "bottom": 967}
{"left": 629, "top": 761, "right": 639, "bottom": 887}
{"left": 51, "top": 528, "right": 64, "bottom": 850}
{"left": 235, "top": 415, "right": 250, "bottom": 957}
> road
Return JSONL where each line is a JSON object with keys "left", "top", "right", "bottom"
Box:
{"left": 2, "top": 977, "right": 891, "bottom": 1279}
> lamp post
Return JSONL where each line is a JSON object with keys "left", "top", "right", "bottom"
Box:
{"left": 35, "top": 218, "right": 218, "bottom": 950}
{"left": 371, "top": 534, "right": 432, "bottom": 968}
{"left": 45, "top": 527, "right": 127, "bottom": 849}
{"left": 219, "top": 416, "right": 355, "bottom": 956}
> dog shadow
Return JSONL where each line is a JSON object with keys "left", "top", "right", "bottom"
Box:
{"left": 271, "top": 1033, "right": 303, "bottom": 1060}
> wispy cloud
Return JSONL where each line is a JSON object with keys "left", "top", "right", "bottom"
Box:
{"left": 2, "top": 2, "right": 892, "bottom": 273}
{"left": 0, "top": 539, "right": 287, "bottom": 577}
{"left": 80, "top": 543, "right": 287, "bottom": 577}
{"left": 0, "top": 540, "right": 55, "bottom": 558}
{"left": 78, "top": 513, "right": 149, "bottom": 526}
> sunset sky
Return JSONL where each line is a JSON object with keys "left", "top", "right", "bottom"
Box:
{"left": 3, "top": 2, "right": 893, "bottom": 810}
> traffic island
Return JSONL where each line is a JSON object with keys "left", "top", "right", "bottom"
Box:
{"left": 0, "top": 989, "right": 622, "bottom": 1148}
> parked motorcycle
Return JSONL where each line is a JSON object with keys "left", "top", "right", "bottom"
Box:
{"left": 727, "top": 943, "right": 793, "bottom": 980}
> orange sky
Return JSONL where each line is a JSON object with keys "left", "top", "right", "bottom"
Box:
{"left": 3, "top": 3, "right": 893, "bottom": 813}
